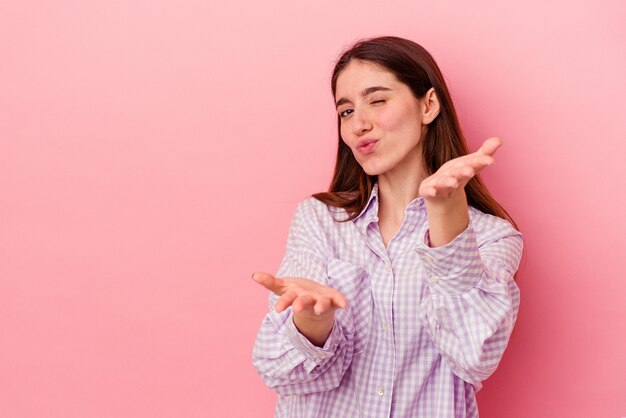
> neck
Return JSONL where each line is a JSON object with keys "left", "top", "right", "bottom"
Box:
{"left": 377, "top": 153, "right": 427, "bottom": 224}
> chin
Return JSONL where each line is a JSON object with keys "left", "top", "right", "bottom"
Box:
{"left": 360, "top": 162, "right": 387, "bottom": 177}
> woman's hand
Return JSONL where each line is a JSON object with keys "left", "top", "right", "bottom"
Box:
{"left": 252, "top": 272, "right": 349, "bottom": 346}
{"left": 418, "top": 137, "right": 503, "bottom": 202}
{"left": 252, "top": 272, "right": 348, "bottom": 317}
{"left": 418, "top": 137, "right": 503, "bottom": 247}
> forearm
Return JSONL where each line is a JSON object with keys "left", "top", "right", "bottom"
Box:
{"left": 414, "top": 211, "right": 524, "bottom": 384}
{"left": 425, "top": 192, "right": 470, "bottom": 247}
{"left": 420, "top": 277, "right": 520, "bottom": 383}
{"left": 252, "top": 306, "right": 353, "bottom": 395}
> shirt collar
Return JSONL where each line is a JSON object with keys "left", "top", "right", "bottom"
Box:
{"left": 352, "top": 182, "right": 380, "bottom": 232}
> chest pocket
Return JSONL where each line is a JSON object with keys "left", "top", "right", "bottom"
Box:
{"left": 326, "top": 258, "right": 372, "bottom": 355}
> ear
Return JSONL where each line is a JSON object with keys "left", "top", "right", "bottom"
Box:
{"left": 421, "top": 87, "right": 440, "bottom": 125}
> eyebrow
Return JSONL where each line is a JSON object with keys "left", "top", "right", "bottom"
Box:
{"left": 335, "top": 86, "right": 393, "bottom": 109}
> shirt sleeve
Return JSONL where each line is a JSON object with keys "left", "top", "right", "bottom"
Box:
{"left": 251, "top": 200, "right": 355, "bottom": 396}
{"left": 414, "top": 212, "right": 523, "bottom": 389}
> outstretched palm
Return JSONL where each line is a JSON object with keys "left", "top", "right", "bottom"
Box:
{"left": 419, "top": 137, "right": 503, "bottom": 201}
{"left": 252, "top": 272, "right": 348, "bottom": 318}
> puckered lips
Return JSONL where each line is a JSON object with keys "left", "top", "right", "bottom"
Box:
{"left": 356, "top": 139, "right": 379, "bottom": 154}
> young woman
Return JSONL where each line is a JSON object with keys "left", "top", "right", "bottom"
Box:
{"left": 251, "top": 36, "right": 523, "bottom": 418}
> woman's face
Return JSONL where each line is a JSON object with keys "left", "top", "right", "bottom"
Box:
{"left": 335, "top": 59, "right": 432, "bottom": 177}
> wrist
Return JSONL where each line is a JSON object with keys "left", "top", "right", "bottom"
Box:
{"left": 293, "top": 310, "right": 335, "bottom": 347}
{"left": 425, "top": 191, "right": 467, "bottom": 215}
{"left": 425, "top": 192, "right": 469, "bottom": 248}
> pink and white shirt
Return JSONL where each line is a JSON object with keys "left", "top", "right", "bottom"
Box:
{"left": 252, "top": 182, "right": 523, "bottom": 417}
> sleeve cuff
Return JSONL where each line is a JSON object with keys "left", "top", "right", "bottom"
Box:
{"left": 283, "top": 312, "right": 343, "bottom": 374}
{"left": 415, "top": 223, "right": 483, "bottom": 295}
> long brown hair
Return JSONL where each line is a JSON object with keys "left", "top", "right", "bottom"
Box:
{"left": 312, "top": 36, "right": 518, "bottom": 231}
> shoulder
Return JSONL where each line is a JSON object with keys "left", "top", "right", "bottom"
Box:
{"left": 296, "top": 195, "right": 329, "bottom": 216}
{"left": 284, "top": 196, "right": 347, "bottom": 260}
{"left": 290, "top": 196, "right": 355, "bottom": 242}
{"left": 293, "top": 196, "right": 348, "bottom": 228}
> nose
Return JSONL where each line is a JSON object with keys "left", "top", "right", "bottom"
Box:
{"left": 351, "top": 108, "right": 373, "bottom": 136}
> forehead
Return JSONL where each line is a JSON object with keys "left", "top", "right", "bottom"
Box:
{"left": 335, "top": 60, "right": 399, "bottom": 96}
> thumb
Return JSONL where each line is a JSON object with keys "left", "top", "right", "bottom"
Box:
{"left": 252, "top": 272, "right": 284, "bottom": 295}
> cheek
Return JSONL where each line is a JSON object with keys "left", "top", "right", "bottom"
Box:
{"left": 381, "top": 104, "right": 421, "bottom": 136}
{"left": 340, "top": 123, "right": 350, "bottom": 145}
{"left": 376, "top": 106, "right": 408, "bottom": 131}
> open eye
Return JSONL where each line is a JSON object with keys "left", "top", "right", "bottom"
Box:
{"left": 339, "top": 109, "right": 353, "bottom": 118}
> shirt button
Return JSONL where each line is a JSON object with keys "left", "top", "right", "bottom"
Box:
{"left": 385, "top": 264, "right": 392, "bottom": 273}
{"left": 426, "top": 255, "right": 433, "bottom": 263}
{"left": 429, "top": 276, "right": 438, "bottom": 284}
{"left": 383, "top": 323, "right": 391, "bottom": 333}
{"left": 377, "top": 387, "right": 385, "bottom": 396}
{"left": 408, "top": 224, "right": 415, "bottom": 232}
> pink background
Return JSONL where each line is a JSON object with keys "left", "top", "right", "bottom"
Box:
{"left": 1, "top": 1, "right": 625, "bottom": 417}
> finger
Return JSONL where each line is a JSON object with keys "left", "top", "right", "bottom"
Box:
{"left": 433, "top": 175, "right": 458, "bottom": 189}
{"left": 252, "top": 272, "right": 284, "bottom": 295}
{"left": 443, "top": 175, "right": 459, "bottom": 188}
{"left": 457, "top": 154, "right": 494, "bottom": 173}
{"left": 292, "top": 294, "right": 315, "bottom": 313}
{"left": 313, "top": 296, "right": 332, "bottom": 315}
{"left": 331, "top": 292, "right": 349, "bottom": 309}
{"left": 425, "top": 173, "right": 466, "bottom": 195}
{"left": 477, "top": 137, "right": 503, "bottom": 156}
{"left": 425, "top": 185, "right": 437, "bottom": 197}
{"left": 275, "top": 289, "right": 298, "bottom": 313}
{"left": 419, "top": 184, "right": 437, "bottom": 197}
{"left": 459, "top": 165, "right": 475, "bottom": 178}
{"left": 447, "top": 165, "right": 475, "bottom": 181}
{"left": 419, "top": 177, "right": 438, "bottom": 197}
